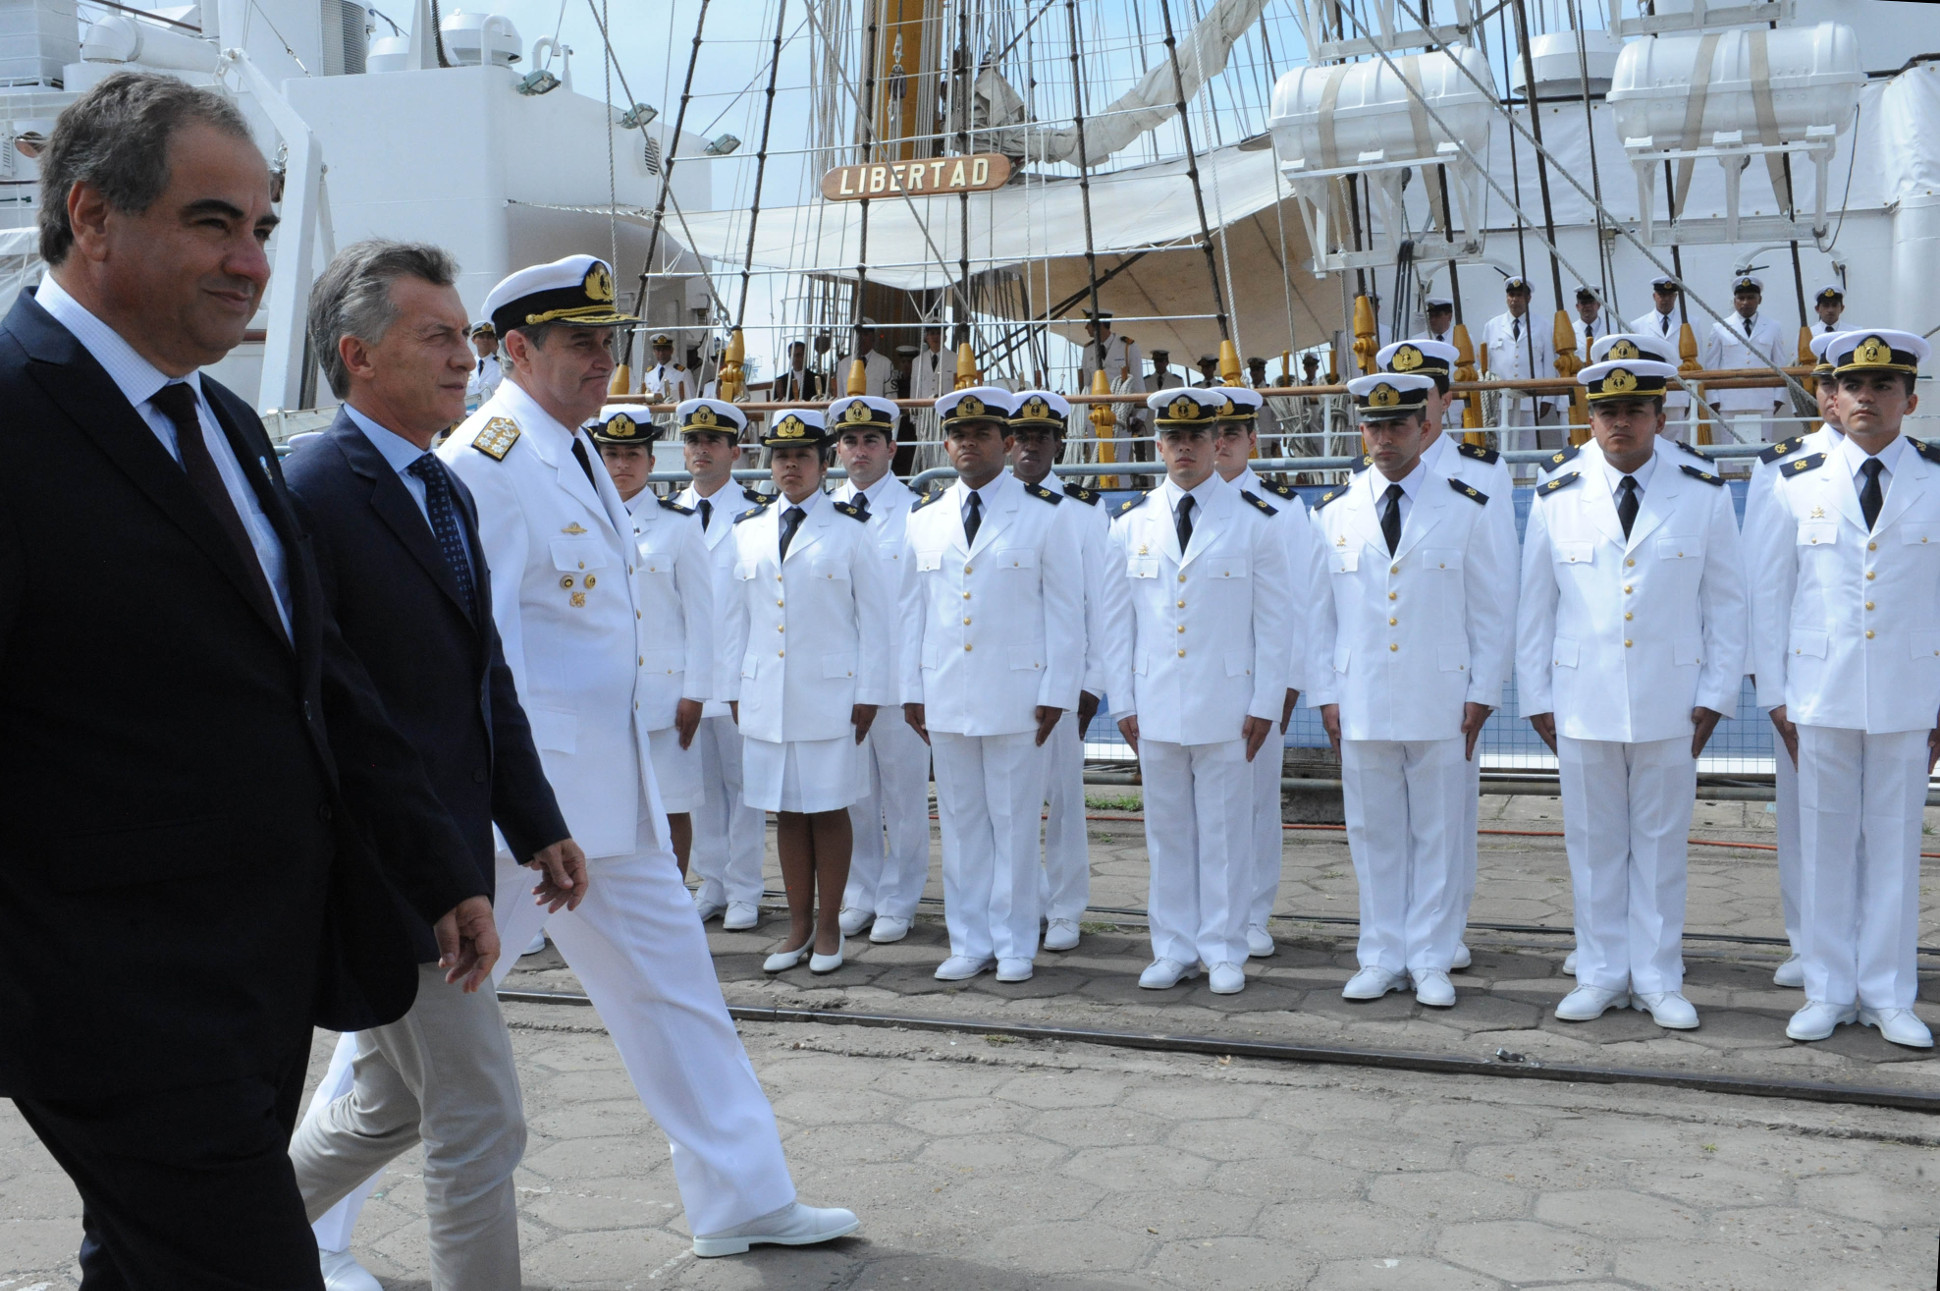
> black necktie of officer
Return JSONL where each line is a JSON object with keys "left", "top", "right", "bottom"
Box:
{"left": 151, "top": 381, "right": 281, "bottom": 629}
{"left": 851, "top": 490, "right": 871, "bottom": 518}
{"left": 1380, "top": 483, "right": 1404, "bottom": 555}
{"left": 779, "top": 504, "right": 806, "bottom": 558}
{"left": 408, "top": 454, "right": 480, "bottom": 622}
{"left": 1512, "top": 317, "right": 1521, "bottom": 341}
{"left": 1743, "top": 314, "right": 1754, "bottom": 338}
{"left": 570, "top": 436, "right": 600, "bottom": 491}
{"left": 1175, "top": 493, "right": 1195, "bottom": 554}
{"left": 1661, "top": 314, "right": 1671, "bottom": 336}
{"left": 698, "top": 498, "right": 713, "bottom": 531}
{"left": 1859, "top": 458, "right": 1885, "bottom": 531}
{"left": 963, "top": 490, "right": 982, "bottom": 545}
{"left": 1616, "top": 475, "right": 1639, "bottom": 539}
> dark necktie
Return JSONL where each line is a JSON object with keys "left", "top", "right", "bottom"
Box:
{"left": 1380, "top": 483, "right": 1404, "bottom": 555}
{"left": 1617, "top": 475, "right": 1639, "bottom": 539}
{"left": 570, "top": 436, "right": 601, "bottom": 491}
{"left": 151, "top": 381, "right": 282, "bottom": 630}
{"left": 1743, "top": 314, "right": 1754, "bottom": 338}
{"left": 1858, "top": 458, "right": 1885, "bottom": 531}
{"left": 963, "top": 490, "right": 983, "bottom": 545}
{"left": 1512, "top": 317, "right": 1521, "bottom": 341}
{"left": 408, "top": 454, "right": 480, "bottom": 622}
{"left": 1175, "top": 493, "right": 1195, "bottom": 554}
{"left": 1661, "top": 314, "right": 1671, "bottom": 336}
{"left": 779, "top": 504, "right": 806, "bottom": 558}
{"left": 698, "top": 497, "right": 713, "bottom": 531}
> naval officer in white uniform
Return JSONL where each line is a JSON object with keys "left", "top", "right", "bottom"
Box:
{"left": 1751, "top": 329, "right": 1938, "bottom": 1050}
{"left": 439, "top": 255, "right": 858, "bottom": 1253}
{"left": 1308, "top": 373, "right": 1512, "bottom": 1008}
{"left": 827, "top": 393, "right": 933, "bottom": 946}
{"left": 467, "top": 320, "right": 503, "bottom": 406}
{"left": 643, "top": 332, "right": 696, "bottom": 405}
{"left": 902, "top": 387, "right": 1085, "bottom": 982}
{"left": 676, "top": 405, "right": 771, "bottom": 930}
{"left": 1627, "top": 276, "right": 1693, "bottom": 431}
{"left": 1478, "top": 276, "right": 1562, "bottom": 451}
{"left": 1102, "top": 389, "right": 1295, "bottom": 995}
{"left": 1518, "top": 358, "right": 1747, "bottom": 1029}
{"left": 1701, "top": 274, "right": 1791, "bottom": 443}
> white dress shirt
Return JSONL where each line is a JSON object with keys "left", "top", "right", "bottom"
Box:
{"left": 1836, "top": 428, "right": 1906, "bottom": 498}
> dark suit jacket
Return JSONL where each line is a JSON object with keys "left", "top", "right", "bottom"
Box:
{"left": 283, "top": 412, "right": 568, "bottom": 960}
{"left": 771, "top": 368, "right": 822, "bottom": 402}
{"left": 0, "top": 289, "right": 485, "bottom": 1099}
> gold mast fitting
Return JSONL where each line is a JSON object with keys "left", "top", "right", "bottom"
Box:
{"left": 847, "top": 358, "right": 868, "bottom": 396}
{"left": 953, "top": 341, "right": 981, "bottom": 391}
{"left": 716, "top": 329, "right": 746, "bottom": 404}
{"left": 1452, "top": 323, "right": 1484, "bottom": 441}
{"left": 1217, "top": 339, "right": 1242, "bottom": 386}
{"left": 1089, "top": 368, "right": 1117, "bottom": 491}
{"left": 1552, "top": 311, "right": 1588, "bottom": 445}
{"left": 1679, "top": 322, "right": 1708, "bottom": 445}
{"left": 1351, "top": 294, "right": 1377, "bottom": 375}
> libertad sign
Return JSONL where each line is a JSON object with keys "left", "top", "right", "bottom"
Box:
{"left": 821, "top": 153, "right": 1012, "bottom": 202}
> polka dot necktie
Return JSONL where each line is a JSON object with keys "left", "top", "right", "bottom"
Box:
{"left": 409, "top": 454, "right": 480, "bottom": 623}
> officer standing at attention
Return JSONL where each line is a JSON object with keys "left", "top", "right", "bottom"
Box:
{"left": 846, "top": 319, "right": 897, "bottom": 399}
{"left": 1102, "top": 389, "right": 1295, "bottom": 995}
{"left": 676, "top": 405, "right": 770, "bottom": 931}
{"left": 902, "top": 388, "right": 1085, "bottom": 983}
{"left": 827, "top": 393, "right": 931, "bottom": 946}
{"left": 1308, "top": 373, "right": 1511, "bottom": 1008}
{"left": 721, "top": 407, "right": 893, "bottom": 976}
{"left": 587, "top": 403, "right": 655, "bottom": 509}
{"left": 1751, "top": 329, "right": 1937, "bottom": 1050}
{"left": 437, "top": 255, "right": 858, "bottom": 1253}
{"left": 1701, "top": 274, "right": 1790, "bottom": 443}
{"left": 643, "top": 333, "right": 696, "bottom": 405}
{"left": 1479, "top": 276, "right": 1561, "bottom": 452}
{"left": 467, "top": 320, "right": 503, "bottom": 405}
{"left": 1208, "top": 385, "right": 1315, "bottom": 959}
{"left": 1627, "top": 277, "right": 1692, "bottom": 431}
{"left": 1006, "top": 389, "right": 1109, "bottom": 953}
{"left": 1518, "top": 357, "right": 1746, "bottom": 1030}
{"left": 1812, "top": 284, "right": 1845, "bottom": 335}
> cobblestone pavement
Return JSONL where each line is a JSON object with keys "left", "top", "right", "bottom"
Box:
{"left": 5, "top": 796, "right": 1939, "bottom": 1288}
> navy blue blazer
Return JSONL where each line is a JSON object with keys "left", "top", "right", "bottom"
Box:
{"left": 0, "top": 289, "right": 485, "bottom": 1099}
{"left": 284, "top": 411, "right": 568, "bottom": 959}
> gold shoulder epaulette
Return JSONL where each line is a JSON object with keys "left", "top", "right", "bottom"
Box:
{"left": 833, "top": 500, "right": 867, "bottom": 520}
{"left": 1911, "top": 438, "right": 1940, "bottom": 464}
{"left": 470, "top": 416, "right": 521, "bottom": 460}
{"left": 1457, "top": 442, "right": 1500, "bottom": 465}
{"left": 658, "top": 497, "right": 695, "bottom": 513}
{"left": 1025, "top": 482, "right": 1063, "bottom": 505}
{"left": 734, "top": 503, "right": 769, "bottom": 524}
{"left": 1062, "top": 480, "right": 1100, "bottom": 505}
{"left": 1784, "top": 453, "right": 1828, "bottom": 476}
{"left": 1679, "top": 464, "right": 1724, "bottom": 486}
{"left": 1310, "top": 486, "right": 1343, "bottom": 511}
{"left": 1759, "top": 435, "right": 1807, "bottom": 465}
{"left": 1239, "top": 489, "right": 1278, "bottom": 516}
{"left": 1539, "top": 471, "right": 1582, "bottom": 495}
{"left": 1543, "top": 443, "right": 1580, "bottom": 472}
{"left": 1449, "top": 478, "right": 1488, "bottom": 504}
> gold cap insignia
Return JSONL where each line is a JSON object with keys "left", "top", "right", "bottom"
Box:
{"left": 1604, "top": 368, "right": 1638, "bottom": 394}
{"left": 604, "top": 414, "right": 639, "bottom": 439}
{"left": 1022, "top": 397, "right": 1052, "bottom": 419}
{"left": 583, "top": 261, "right": 615, "bottom": 303}
{"left": 1169, "top": 396, "right": 1197, "bottom": 419}
{"left": 957, "top": 395, "right": 986, "bottom": 419}
{"left": 690, "top": 405, "right": 717, "bottom": 427}
{"left": 842, "top": 400, "right": 874, "bottom": 424}
{"left": 774, "top": 415, "right": 807, "bottom": 439}
{"left": 1856, "top": 336, "right": 1889, "bottom": 366}
{"left": 1391, "top": 345, "right": 1423, "bottom": 372}
{"left": 1369, "top": 383, "right": 1401, "bottom": 408}
{"left": 1609, "top": 339, "right": 1640, "bottom": 360}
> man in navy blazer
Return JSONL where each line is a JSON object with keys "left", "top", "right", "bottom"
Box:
{"left": 280, "top": 241, "right": 586, "bottom": 1289}
{"left": 0, "top": 73, "right": 499, "bottom": 1286}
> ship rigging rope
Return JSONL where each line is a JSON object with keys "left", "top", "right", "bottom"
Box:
{"left": 630, "top": 0, "right": 710, "bottom": 319}
{"left": 735, "top": 0, "right": 792, "bottom": 327}
{"left": 600, "top": 0, "right": 618, "bottom": 285}
{"left": 1158, "top": 0, "right": 1232, "bottom": 342}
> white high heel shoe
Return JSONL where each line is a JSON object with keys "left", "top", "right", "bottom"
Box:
{"left": 809, "top": 936, "right": 845, "bottom": 974}
{"left": 763, "top": 940, "right": 811, "bottom": 972}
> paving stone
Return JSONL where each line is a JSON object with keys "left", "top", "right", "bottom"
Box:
{"left": 1533, "top": 1189, "right": 1703, "bottom": 1241}
{"left": 1436, "top": 1218, "right": 1612, "bottom": 1282}
{"left": 1148, "top": 1235, "right": 1316, "bottom": 1290}
{"left": 1307, "top": 1256, "right": 1502, "bottom": 1291}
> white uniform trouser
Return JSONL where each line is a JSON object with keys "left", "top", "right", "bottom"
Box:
{"left": 931, "top": 730, "right": 1047, "bottom": 962}
{"left": 1038, "top": 711, "right": 1091, "bottom": 925}
{"left": 690, "top": 713, "right": 766, "bottom": 908}
{"left": 1796, "top": 725, "right": 1927, "bottom": 1009}
{"left": 1341, "top": 737, "right": 1470, "bottom": 975}
{"left": 1138, "top": 738, "right": 1253, "bottom": 968}
{"left": 1556, "top": 734, "right": 1694, "bottom": 995}
{"left": 1242, "top": 727, "right": 1284, "bottom": 932}
{"left": 843, "top": 712, "right": 933, "bottom": 921}
{"left": 305, "top": 821, "right": 796, "bottom": 1244}
{"left": 1769, "top": 710, "right": 1804, "bottom": 955}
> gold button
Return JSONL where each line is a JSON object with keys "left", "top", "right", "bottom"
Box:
{"left": 1176, "top": 624, "right": 1186, "bottom": 633}
{"left": 1176, "top": 600, "right": 1186, "bottom": 608}
{"left": 963, "top": 616, "right": 972, "bottom": 625}
{"left": 1867, "top": 571, "right": 1876, "bottom": 580}
{"left": 777, "top": 624, "right": 784, "bottom": 633}
{"left": 1388, "top": 616, "right": 1397, "bottom": 626}
{"left": 1626, "top": 558, "right": 1635, "bottom": 567}
{"left": 964, "top": 565, "right": 973, "bottom": 574}
{"left": 560, "top": 575, "right": 574, "bottom": 588}
{"left": 775, "top": 574, "right": 782, "bottom": 581}
{"left": 776, "top": 599, "right": 784, "bottom": 607}
{"left": 1624, "top": 585, "right": 1633, "bottom": 594}
{"left": 1389, "top": 643, "right": 1399, "bottom": 652}
{"left": 1387, "top": 591, "right": 1397, "bottom": 601}
{"left": 1178, "top": 574, "right": 1187, "bottom": 583}
{"left": 1869, "top": 542, "right": 1878, "bottom": 551}
{"left": 1866, "top": 601, "right": 1875, "bottom": 611}
{"left": 1866, "top": 630, "right": 1875, "bottom": 639}
{"left": 1390, "top": 564, "right": 1399, "bottom": 574}
{"left": 1177, "top": 648, "right": 1186, "bottom": 657}
{"left": 778, "top": 649, "right": 785, "bottom": 657}
{"left": 577, "top": 561, "right": 585, "bottom": 569}
{"left": 585, "top": 575, "right": 597, "bottom": 588}
{"left": 1624, "top": 639, "right": 1633, "bottom": 648}
{"left": 965, "top": 643, "right": 974, "bottom": 652}
{"left": 963, "top": 591, "right": 972, "bottom": 600}
{"left": 636, "top": 611, "right": 641, "bottom": 619}
{"left": 1624, "top": 611, "right": 1633, "bottom": 621}
{"left": 637, "top": 656, "right": 643, "bottom": 665}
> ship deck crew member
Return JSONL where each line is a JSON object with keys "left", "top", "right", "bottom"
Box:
{"left": 1813, "top": 284, "right": 1845, "bottom": 336}
{"left": 1007, "top": 389, "right": 1109, "bottom": 953}
{"left": 1102, "top": 389, "right": 1295, "bottom": 995}
{"left": 1377, "top": 339, "right": 1519, "bottom": 974}
{"left": 1751, "top": 329, "right": 1937, "bottom": 1050}
{"left": 902, "top": 388, "right": 1085, "bottom": 982}
{"left": 1629, "top": 276, "right": 1693, "bottom": 430}
{"left": 773, "top": 339, "right": 822, "bottom": 402}
{"left": 1308, "top": 373, "right": 1511, "bottom": 1008}
{"left": 467, "top": 319, "right": 503, "bottom": 404}
{"left": 1701, "top": 274, "right": 1790, "bottom": 444}
{"left": 910, "top": 322, "right": 949, "bottom": 472}
{"left": 827, "top": 394, "right": 932, "bottom": 946}
{"left": 1478, "top": 275, "right": 1562, "bottom": 454}
{"left": 676, "top": 404, "right": 770, "bottom": 931}
{"left": 1421, "top": 298, "right": 1464, "bottom": 425}
{"left": 1078, "top": 310, "right": 1148, "bottom": 460}
{"left": 721, "top": 406, "right": 893, "bottom": 975}
{"left": 1572, "top": 286, "right": 1609, "bottom": 355}
{"left": 590, "top": 403, "right": 713, "bottom": 875}
{"left": 1517, "top": 358, "right": 1746, "bottom": 1030}
{"left": 643, "top": 332, "right": 695, "bottom": 405}
{"left": 846, "top": 318, "right": 896, "bottom": 399}
{"left": 441, "top": 254, "right": 859, "bottom": 1252}
{"left": 1209, "top": 385, "right": 1316, "bottom": 959}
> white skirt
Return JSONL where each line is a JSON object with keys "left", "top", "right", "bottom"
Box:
{"left": 647, "top": 724, "right": 704, "bottom": 814}
{"left": 742, "top": 734, "right": 864, "bottom": 814}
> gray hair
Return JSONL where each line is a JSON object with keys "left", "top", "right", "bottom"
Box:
{"left": 38, "top": 71, "right": 253, "bottom": 265}
{"left": 308, "top": 240, "right": 459, "bottom": 399}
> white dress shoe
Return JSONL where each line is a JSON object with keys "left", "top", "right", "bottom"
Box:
{"left": 1859, "top": 1006, "right": 1934, "bottom": 1049}
{"left": 1786, "top": 999, "right": 1859, "bottom": 1041}
{"left": 1208, "top": 961, "right": 1247, "bottom": 994}
{"left": 934, "top": 955, "right": 994, "bottom": 981}
{"left": 521, "top": 931, "right": 548, "bottom": 957}
{"left": 1412, "top": 969, "right": 1456, "bottom": 1008}
{"left": 809, "top": 938, "right": 844, "bottom": 974}
{"left": 319, "top": 1248, "right": 383, "bottom": 1291}
{"left": 1562, "top": 949, "right": 1578, "bottom": 976}
{"left": 868, "top": 915, "right": 910, "bottom": 944}
{"left": 722, "top": 900, "right": 760, "bottom": 931}
{"left": 1341, "top": 966, "right": 1407, "bottom": 1000}
{"left": 995, "top": 957, "right": 1034, "bottom": 983}
{"left": 1139, "top": 958, "right": 1197, "bottom": 989}
{"left": 692, "top": 1200, "right": 861, "bottom": 1257}
{"left": 1772, "top": 954, "right": 1805, "bottom": 988}
{"left": 763, "top": 941, "right": 811, "bottom": 973}
{"left": 1042, "top": 918, "right": 1081, "bottom": 952}
{"left": 1451, "top": 942, "right": 1472, "bottom": 970}
{"left": 1555, "top": 984, "right": 1628, "bottom": 1021}
{"left": 1632, "top": 991, "right": 1700, "bottom": 1030}
{"left": 694, "top": 895, "right": 728, "bottom": 923}
{"left": 1245, "top": 925, "right": 1276, "bottom": 958}
{"left": 837, "top": 906, "right": 874, "bottom": 937}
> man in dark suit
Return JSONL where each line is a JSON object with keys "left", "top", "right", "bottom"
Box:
{"left": 281, "top": 241, "right": 589, "bottom": 1289}
{"left": 771, "top": 339, "right": 821, "bottom": 402}
{"left": 0, "top": 72, "right": 499, "bottom": 1288}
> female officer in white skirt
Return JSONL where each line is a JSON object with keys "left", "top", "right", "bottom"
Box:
{"left": 721, "top": 407, "right": 895, "bottom": 973}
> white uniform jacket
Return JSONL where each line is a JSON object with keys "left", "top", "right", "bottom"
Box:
{"left": 1230, "top": 465, "right": 1319, "bottom": 697}
{"left": 900, "top": 472, "right": 1086, "bottom": 736}
{"left": 1080, "top": 334, "right": 1148, "bottom": 396}
{"left": 1517, "top": 444, "right": 1747, "bottom": 743}
{"left": 1102, "top": 477, "right": 1295, "bottom": 745}
{"left": 437, "top": 380, "right": 663, "bottom": 858}
{"left": 677, "top": 480, "right": 770, "bottom": 713}
{"left": 720, "top": 490, "right": 894, "bottom": 744}
{"left": 1479, "top": 311, "right": 1560, "bottom": 412}
{"left": 910, "top": 348, "right": 949, "bottom": 402}
{"left": 1306, "top": 464, "right": 1512, "bottom": 742}
{"left": 1751, "top": 434, "right": 1940, "bottom": 733}
{"left": 1572, "top": 314, "right": 1611, "bottom": 356}
{"left": 833, "top": 473, "right": 918, "bottom": 676}
{"left": 627, "top": 494, "right": 715, "bottom": 729}
{"left": 643, "top": 361, "right": 695, "bottom": 403}
{"left": 1625, "top": 310, "right": 1694, "bottom": 414}
{"left": 1701, "top": 314, "right": 1790, "bottom": 412}
{"left": 1043, "top": 474, "right": 1113, "bottom": 697}
{"left": 1424, "top": 433, "right": 1519, "bottom": 703}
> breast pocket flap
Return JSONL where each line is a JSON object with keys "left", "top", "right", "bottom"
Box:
{"left": 1790, "top": 629, "right": 1829, "bottom": 659}
{"left": 549, "top": 538, "right": 610, "bottom": 571}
